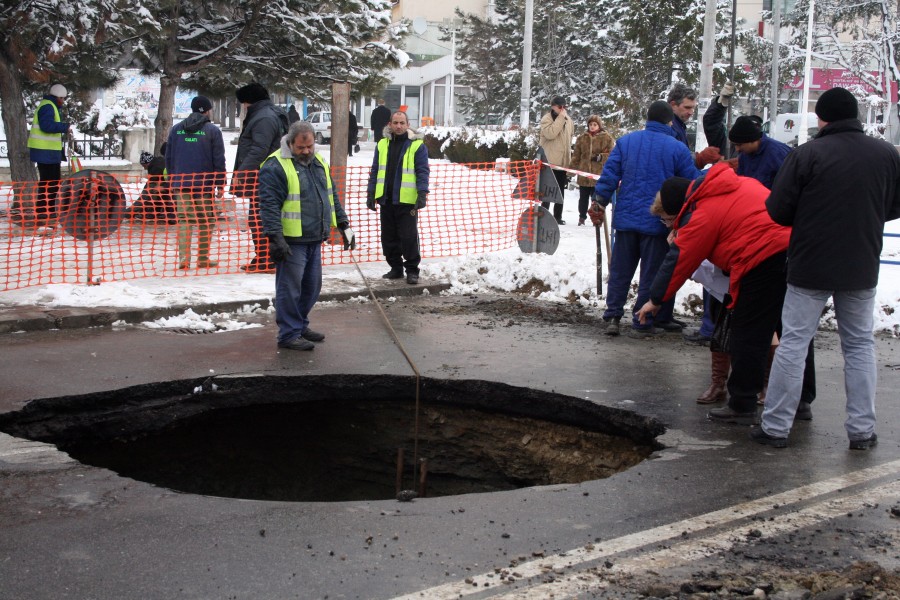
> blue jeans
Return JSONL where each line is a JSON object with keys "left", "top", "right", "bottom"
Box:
{"left": 602, "top": 230, "right": 672, "bottom": 328}
{"left": 274, "top": 242, "right": 323, "bottom": 345}
{"left": 760, "top": 285, "right": 876, "bottom": 440}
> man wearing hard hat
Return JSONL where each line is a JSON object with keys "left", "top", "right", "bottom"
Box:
{"left": 27, "top": 83, "right": 71, "bottom": 224}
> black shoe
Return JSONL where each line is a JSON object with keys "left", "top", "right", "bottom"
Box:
{"left": 241, "top": 261, "right": 276, "bottom": 273}
{"left": 655, "top": 320, "right": 684, "bottom": 333}
{"left": 683, "top": 329, "right": 712, "bottom": 345}
{"left": 406, "top": 273, "right": 419, "bottom": 285}
{"left": 849, "top": 433, "right": 878, "bottom": 450}
{"left": 795, "top": 401, "right": 813, "bottom": 421}
{"left": 277, "top": 337, "right": 315, "bottom": 351}
{"left": 627, "top": 327, "right": 664, "bottom": 339}
{"left": 382, "top": 268, "right": 404, "bottom": 279}
{"left": 749, "top": 425, "right": 788, "bottom": 448}
{"left": 604, "top": 317, "right": 621, "bottom": 337}
{"left": 301, "top": 329, "right": 325, "bottom": 342}
{"left": 556, "top": 219, "right": 566, "bottom": 225}
{"left": 708, "top": 406, "right": 757, "bottom": 425}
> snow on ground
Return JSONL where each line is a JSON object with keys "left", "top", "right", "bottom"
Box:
{"left": 4, "top": 129, "right": 900, "bottom": 335}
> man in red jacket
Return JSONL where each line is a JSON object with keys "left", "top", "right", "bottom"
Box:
{"left": 636, "top": 164, "right": 792, "bottom": 424}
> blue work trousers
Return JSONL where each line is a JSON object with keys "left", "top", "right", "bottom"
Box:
{"left": 602, "top": 229, "right": 673, "bottom": 328}
{"left": 274, "top": 242, "right": 322, "bottom": 345}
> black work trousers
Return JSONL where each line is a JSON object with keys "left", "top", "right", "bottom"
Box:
{"left": 540, "top": 169, "right": 566, "bottom": 222}
{"left": 726, "top": 251, "right": 815, "bottom": 412}
{"left": 36, "top": 162, "right": 62, "bottom": 222}
{"left": 380, "top": 202, "right": 420, "bottom": 274}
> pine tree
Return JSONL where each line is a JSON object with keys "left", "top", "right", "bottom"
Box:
{"left": 0, "top": 0, "right": 126, "bottom": 181}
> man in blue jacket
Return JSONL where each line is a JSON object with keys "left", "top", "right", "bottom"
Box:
{"left": 727, "top": 116, "right": 792, "bottom": 190}
{"left": 166, "top": 96, "right": 226, "bottom": 270}
{"left": 27, "top": 83, "right": 71, "bottom": 224}
{"left": 591, "top": 100, "right": 701, "bottom": 338}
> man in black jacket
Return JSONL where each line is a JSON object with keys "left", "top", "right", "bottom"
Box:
{"left": 753, "top": 87, "right": 900, "bottom": 450}
{"left": 233, "top": 82, "right": 289, "bottom": 273}
{"left": 371, "top": 99, "right": 391, "bottom": 144}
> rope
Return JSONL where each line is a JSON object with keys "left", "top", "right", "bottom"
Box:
{"left": 347, "top": 249, "right": 422, "bottom": 485}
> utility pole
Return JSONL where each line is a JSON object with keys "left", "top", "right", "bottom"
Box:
{"left": 798, "top": 0, "right": 815, "bottom": 145}
{"left": 698, "top": 0, "right": 717, "bottom": 101}
{"left": 519, "top": 0, "right": 534, "bottom": 129}
{"left": 696, "top": 0, "right": 718, "bottom": 151}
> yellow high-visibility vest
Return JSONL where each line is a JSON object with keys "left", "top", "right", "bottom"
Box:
{"left": 374, "top": 138, "right": 423, "bottom": 204}
{"left": 264, "top": 151, "right": 336, "bottom": 237}
{"left": 27, "top": 100, "right": 63, "bottom": 151}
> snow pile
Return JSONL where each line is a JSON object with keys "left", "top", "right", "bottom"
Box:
{"left": 141, "top": 306, "right": 266, "bottom": 332}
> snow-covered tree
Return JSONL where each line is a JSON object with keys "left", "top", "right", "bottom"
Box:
{"left": 454, "top": 0, "right": 619, "bottom": 127}
{"left": 454, "top": 0, "right": 710, "bottom": 131}
{"left": 0, "top": 0, "right": 127, "bottom": 180}
{"left": 778, "top": 0, "right": 899, "bottom": 137}
{"left": 125, "top": 0, "right": 407, "bottom": 150}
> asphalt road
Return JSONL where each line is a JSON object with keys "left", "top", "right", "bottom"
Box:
{"left": 1, "top": 294, "right": 898, "bottom": 599}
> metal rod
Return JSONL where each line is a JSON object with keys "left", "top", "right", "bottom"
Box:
{"left": 418, "top": 458, "right": 428, "bottom": 498}
{"left": 395, "top": 447, "right": 404, "bottom": 495}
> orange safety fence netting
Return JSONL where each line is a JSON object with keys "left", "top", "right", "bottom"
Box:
{"left": 0, "top": 161, "right": 541, "bottom": 291}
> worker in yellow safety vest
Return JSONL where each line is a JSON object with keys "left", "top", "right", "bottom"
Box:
{"left": 26, "top": 83, "right": 71, "bottom": 223}
{"left": 365, "top": 110, "right": 430, "bottom": 285}
{"left": 257, "top": 120, "right": 355, "bottom": 352}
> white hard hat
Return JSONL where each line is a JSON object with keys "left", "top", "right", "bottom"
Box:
{"left": 49, "top": 84, "right": 68, "bottom": 98}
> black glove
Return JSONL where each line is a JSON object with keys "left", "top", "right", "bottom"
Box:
{"left": 267, "top": 232, "right": 292, "bottom": 263}
{"left": 366, "top": 195, "right": 377, "bottom": 211}
{"left": 338, "top": 222, "right": 356, "bottom": 251}
{"left": 416, "top": 191, "right": 427, "bottom": 209}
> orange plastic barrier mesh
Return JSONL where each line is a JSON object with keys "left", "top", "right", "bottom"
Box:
{"left": 0, "top": 161, "right": 540, "bottom": 291}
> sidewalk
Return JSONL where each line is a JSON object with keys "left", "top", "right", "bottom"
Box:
{"left": 0, "top": 277, "right": 450, "bottom": 334}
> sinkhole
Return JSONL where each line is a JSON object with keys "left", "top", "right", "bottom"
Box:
{"left": 0, "top": 375, "right": 665, "bottom": 502}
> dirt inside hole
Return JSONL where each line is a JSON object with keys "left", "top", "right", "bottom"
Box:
{"left": 0, "top": 375, "right": 662, "bottom": 503}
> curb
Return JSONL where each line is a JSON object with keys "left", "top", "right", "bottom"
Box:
{"left": 0, "top": 282, "right": 451, "bottom": 334}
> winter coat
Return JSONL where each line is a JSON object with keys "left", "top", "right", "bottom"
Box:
{"left": 766, "top": 118, "right": 900, "bottom": 291}
{"left": 366, "top": 130, "right": 430, "bottom": 205}
{"left": 233, "top": 99, "right": 289, "bottom": 194}
{"left": 538, "top": 110, "right": 575, "bottom": 168}
{"left": 348, "top": 112, "right": 359, "bottom": 146}
{"left": 258, "top": 135, "right": 349, "bottom": 244}
{"left": 736, "top": 134, "right": 791, "bottom": 190}
{"left": 650, "top": 162, "right": 791, "bottom": 308}
{"left": 671, "top": 115, "right": 690, "bottom": 147}
{"left": 571, "top": 130, "right": 615, "bottom": 187}
{"left": 165, "top": 112, "right": 226, "bottom": 191}
{"left": 28, "top": 95, "right": 70, "bottom": 165}
{"left": 371, "top": 105, "right": 391, "bottom": 142}
{"left": 594, "top": 120, "right": 701, "bottom": 235}
{"left": 701, "top": 96, "right": 731, "bottom": 155}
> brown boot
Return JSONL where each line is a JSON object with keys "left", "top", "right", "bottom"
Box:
{"left": 697, "top": 351, "right": 730, "bottom": 404}
{"left": 758, "top": 344, "right": 778, "bottom": 405}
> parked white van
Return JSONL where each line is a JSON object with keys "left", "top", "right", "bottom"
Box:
{"left": 306, "top": 111, "right": 331, "bottom": 143}
{"left": 762, "top": 112, "right": 819, "bottom": 147}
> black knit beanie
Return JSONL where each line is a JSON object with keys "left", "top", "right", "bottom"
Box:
{"left": 647, "top": 100, "right": 674, "bottom": 125}
{"left": 815, "top": 87, "right": 858, "bottom": 122}
{"left": 728, "top": 115, "right": 763, "bottom": 144}
{"left": 659, "top": 177, "right": 692, "bottom": 216}
{"left": 235, "top": 82, "right": 270, "bottom": 104}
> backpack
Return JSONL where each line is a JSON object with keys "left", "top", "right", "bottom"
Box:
{"left": 273, "top": 106, "right": 289, "bottom": 136}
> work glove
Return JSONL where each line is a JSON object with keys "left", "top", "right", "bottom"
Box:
{"left": 338, "top": 223, "right": 356, "bottom": 251}
{"left": 695, "top": 146, "right": 722, "bottom": 168}
{"left": 587, "top": 201, "right": 605, "bottom": 226}
{"left": 366, "top": 195, "right": 378, "bottom": 211}
{"left": 416, "top": 191, "right": 427, "bottom": 209}
{"left": 267, "top": 232, "right": 292, "bottom": 263}
{"left": 718, "top": 82, "right": 735, "bottom": 107}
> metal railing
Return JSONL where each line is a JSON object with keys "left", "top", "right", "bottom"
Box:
{"left": 0, "top": 134, "right": 124, "bottom": 160}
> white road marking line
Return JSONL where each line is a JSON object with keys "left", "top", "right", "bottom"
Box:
{"left": 390, "top": 458, "right": 900, "bottom": 600}
{"left": 495, "top": 477, "right": 900, "bottom": 599}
